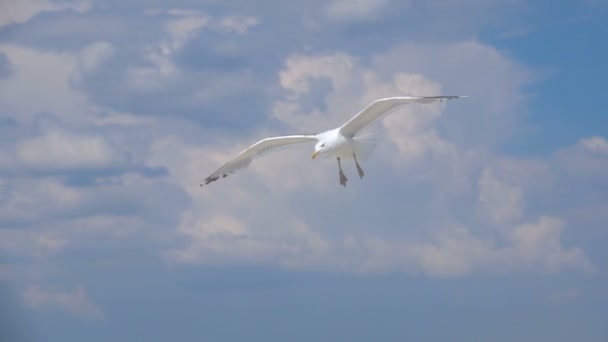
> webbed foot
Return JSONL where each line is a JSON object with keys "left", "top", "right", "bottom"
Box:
{"left": 339, "top": 170, "right": 348, "bottom": 187}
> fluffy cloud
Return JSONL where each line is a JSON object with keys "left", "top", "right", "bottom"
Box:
{"left": 581, "top": 136, "right": 608, "bottom": 152}
{"left": 556, "top": 136, "right": 608, "bottom": 179}
{"left": 127, "top": 10, "right": 259, "bottom": 93}
{"left": 478, "top": 168, "right": 524, "bottom": 224}
{"left": 0, "top": 35, "right": 597, "bottom": 279}
{"left": 166, "top": 45, "right": 595, "bottom": 276}
{"left": 0, "top": 4, "right": 604, "bottom": 341}
{"left": 370, "top": 41, "right": 533, "bottom": 147}
{"left": 508, "top": 216, "right": 592, "bottom": 272}
{"left": 0, "top": 44, "right": 88, "bottom": 123}
{"left": 0, "top": 3, "right": 602, "bottom": 293}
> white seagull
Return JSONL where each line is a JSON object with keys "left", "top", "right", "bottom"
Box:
{"left": 202, "top": 96, "right": 465, "bottom": 187}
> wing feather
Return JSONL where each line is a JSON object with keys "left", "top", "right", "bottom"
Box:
{"left": 201, "top": 135, "right": 318, "bottom": 186}
{"left": 339, "top": 96, "right": 466, "bottom": 137}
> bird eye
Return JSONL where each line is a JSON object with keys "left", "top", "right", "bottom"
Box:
{"left": 320, "top": 144, "right": 325, "bottom": 147}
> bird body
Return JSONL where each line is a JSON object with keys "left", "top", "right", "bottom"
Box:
{"left": 314, "top": 128, "right": 349, "bottom": 157}
{"left": 312, "top": 128, "right": 373, "bottom": 160}
{"left": 202, "top": 96, "right": 466, "bottom": 187}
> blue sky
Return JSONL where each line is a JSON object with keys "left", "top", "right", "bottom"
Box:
{"left": 1, "top": 0, "right": 607, "bottom": 341}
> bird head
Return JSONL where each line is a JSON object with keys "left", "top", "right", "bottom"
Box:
{"left": 311, "top": 141, "right": 327, "bottom": 159}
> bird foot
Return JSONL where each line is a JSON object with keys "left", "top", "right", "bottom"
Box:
{"left": 356, "top": 163, "right": 365, "bottom": 179}
{"left": 339, "top": 171, "right": 348, "bottom": 187}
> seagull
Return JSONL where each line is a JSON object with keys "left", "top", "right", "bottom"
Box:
{"left": 202, "top": 96, "right": 465, "bottom": 187}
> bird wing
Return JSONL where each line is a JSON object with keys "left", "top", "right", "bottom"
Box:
{"left": 339, "top": 96, "right": 466, "bottom": 137}
{"left": 201, "top": 135, "right": 318, "bottom": 186}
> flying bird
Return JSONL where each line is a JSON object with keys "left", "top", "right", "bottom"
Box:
{"left": 202, "top": 96, "right": 466, "bottom": 187}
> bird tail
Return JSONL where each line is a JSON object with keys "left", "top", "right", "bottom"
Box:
{"left": 353, "top": 133, "right": 378, "bottom": 161}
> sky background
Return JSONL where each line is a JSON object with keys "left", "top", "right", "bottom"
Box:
{"left": 1, "top": 0, "right": 607, "bottom": 341}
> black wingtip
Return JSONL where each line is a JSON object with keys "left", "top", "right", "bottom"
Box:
{"left": 443, "top": 95, "right": 468, "bottom": 102}
{"left": 201, "top": 176, "right": 220, "bottom": 187}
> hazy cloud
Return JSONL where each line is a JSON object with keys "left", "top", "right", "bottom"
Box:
{"left": 323, "top": 0, "right": 390, "bottom": 22}
{"left": 0, "top": 0, "right": 92, "bottom": 28}
{"left": 22, "top": 284, "right": 102, "bottom": 318}
{"left": 16, "top": 125, "right": 128, "bottom": 172}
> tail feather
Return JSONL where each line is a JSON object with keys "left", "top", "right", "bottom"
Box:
{"left": 353, "top": 133, "right": 378, "bottom": 161}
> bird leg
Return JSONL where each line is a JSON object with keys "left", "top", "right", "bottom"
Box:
{"left": 337, "top": 157, "right": 348, "bottom": 187}
{"left": 353, "top": 153, "right": 365, "bottom": 179}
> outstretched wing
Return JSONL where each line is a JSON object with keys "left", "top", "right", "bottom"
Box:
{"left": 339, "top": 96, "right": 466, "bottom": 137}
{"left": 201, "top": 135, "right": 318, "bottom": 186}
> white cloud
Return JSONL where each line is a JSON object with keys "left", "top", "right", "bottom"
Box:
{"left": 580, "top": 136, "right": 608, "bottom": 153}
{"left": 0, "top": 177, "right": 82, "bottom": 223}
{"left": 0, "top": 229, "right": 67, "bottom": 259}
{"left": 79, "top": 41, "right": 115, "bottom": 73}
{"left": 279, "top": 52, "right": 355, "bottom": 95}
{"left": 343, "top": 215, "right": 594, "bottom": 277}
{"left": 216, "top": 15, "right": 260, "bottom": 34}
{"left": 0, "top": 37, "right": 580, "bottom": 278}
{"left": 555, "top": 136, "right": 608, "bottom": 179}
{"left": 381, "top": 226, "right": 494, "bottom": 276}
{"left": 478, "top": 168, "right": 524, "bottom": 224}
{"left": 22, "top": 284, "right": 102, "bottom": 318}
{"left": 16, "top": 127, "right": 127, "bottom": 171}
{"left": 0, "top": 0, "right": 92, "bottom": 28}
{"left": 165, "top": 46, "right": 594, "bottom": 276}
{"left": 128, "top": 11, "right": 204, "bottom": 92}
{"left": 160, "top": 9, "right": 259, "bottom": 37}
{"left": 0, "top": 44, "right": 88, "bottom": 123}
{"left": 0, "top": 43, "right": 144, "bottom": 176}
{"left": 273, "top": 52, "right": 357, "bottom": 132}
{"left": 370, "top": 40, "right": 533, "bottom": 146}
{"left": 169, "top": 213, "right": 331, "bottom": 266}
{"left": 165, "top": 13, "right": 209, "bottom": 51}
{"left": 0, "top": 3, "right": 601, "bottom": 281}
{"left": 0, "top": 41, "right": 123, "bottom": 128}
{"left": 323, "top": 0, "right": 390, "bottom": 22}
{"left": 127, "top": 10, "right": 259, "bottom": 92}
{"left": 90, "top": 109, "right": 158, "bottom": 127}
{"left": 507, "top": 216, "right": 594, "bottom": 273}
{"left": 33, "top": 234, "right": 67, "bottom": 251}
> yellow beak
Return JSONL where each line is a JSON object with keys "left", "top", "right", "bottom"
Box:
{"left": 312, "top": 151, "right": 319, "bottom": 159}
